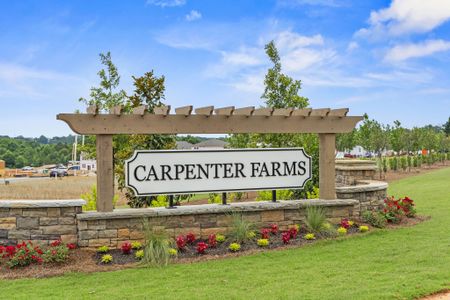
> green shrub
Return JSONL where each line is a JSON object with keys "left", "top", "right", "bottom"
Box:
{"left": 216, "top": 234, "right": 226, "bottom": 243}
{"left": 168, "top": 248, "right": 178, "bottom": 256}
{"left": 208, "top": 193, "right": 222, "bottom": 204}
{"left": 382, "top": 158, "right": 388, "bottom": 173}
{"left": 97, "top": 245, "right": 109, "bottom": 253}
{"left": 101, "top": 254, "right": 113, "bottom": 264}
{"left": 305, "top": 205, "right": 326, "bottom": 233}
{"left": 229, "top": 213, "right": 254, "bottom": 243}
{"left": 150, "top": 195, "right": 168, "bottom": 207}
{"left": 361, "top": 210, "right": 387, "bottom": 228}
{"left": 306, "top": 186, "right": 320, "bottom": 199}
{"left": 400, "top": 157, "right": 407, "bottom": 171}
{"left": 81, "top": 185, "right": 119, "bottom": 211}
{"left": 135, "top": 250, "right": 144, "bottom": 260}
{"left": 413, "top": 156, "right": 418, "bottom": 168}
{"left": 257, "top": 239, "right": 269, "bottom": 247}
{"left": 256, "top": 189, "right": 293, "bottom": 201}
{"left": 141, "top": 219, "right": 171, "bottom": 267}
{"left": 388, "top": 157, "right": 395, "bottom": 171}
{"left": 131, "top": 241, "right": 142, "bottom": 250}
{"left": 229, "top": 243, "right": 241, "bottom": 252}
{"left": 393, "top": 157, "right": 398, "bottom": 171}
{"left": 304, "top": 233, "right": 315, "bottom": 240}
{"left": 246, "top": 231, "right": 256, "bottom": 239}
{"left": 337, "top": 227, "right": 347, "bottom": 235}
{"left": 359, "top": 225, "right": 369, "bottom": 233}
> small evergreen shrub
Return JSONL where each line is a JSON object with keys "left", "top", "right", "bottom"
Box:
{"left": 362, "top": 210, "right": 387, "bottom": 228}
{"left": 304, "top": 233, "right": 315, "bottom": 240}
{"left": 216, "top": 234, "right": 226, "bottom": 243}
{"left": 359, "top": 225, "right": 369, "bottom": 233}
{"left": 257, "top": 239, "right": 269, "bottom": 247}
{"left": 229, "top": 243, "right": 241, "bottom": 252}
{"left": 97, "top": 245, "right": 109, "bottom": 253}
{"left": 101, "top": 254, "right": 113, "bottom": 264}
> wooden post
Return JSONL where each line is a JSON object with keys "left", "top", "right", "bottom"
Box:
{"left": 319, "top": 133, "right": 336, "bottom": 200}
{"left": 96, "top": 134, "right": 114, "bottom": 212}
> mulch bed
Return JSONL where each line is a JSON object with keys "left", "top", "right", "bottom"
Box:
{"left": 0, "top": 216, "right": 429, "bottom": 280}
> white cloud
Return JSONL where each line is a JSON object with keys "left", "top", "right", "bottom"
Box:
{"left": 185, "top": 10, "right": 202, "bottom": 21}
{"left": 384, "top": 39, "right": 450, "bottom": 62}
{"left": 277, "top": 0, "right": 344, "bottom": 7}
{"left": 357, "top": 0, "right": 450, "bottom": 38}
{"left": 347, "top": 41, "right": 359, "bottom": 52}
{"left": 146, "top": 0, "right": 186, "bottom": 8}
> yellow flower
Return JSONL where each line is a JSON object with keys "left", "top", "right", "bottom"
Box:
{"left": 337, "top": 227, "right": 347, "bottom": 235}
{"left": 359, "top": 225, "right": 369, "bottom": 233}
{"left": 304, "top": 233, "right": 316, "bottom": 240}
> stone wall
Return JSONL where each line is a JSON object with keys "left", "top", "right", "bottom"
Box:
{"left": 77, "top": 199, "right": 358, "bottom": 248}
{"left": 335, "top": 159, "right": 378, "bottom": 185}
{"left": 336, "top": 181, "right": 387, "bottom": 216}
{"left": 0, "top": 200, "right": 84, "bottom": 246}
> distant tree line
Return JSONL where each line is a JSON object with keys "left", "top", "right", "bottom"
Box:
{"left": 0, "top": 136, "right": 74, "bottom": 168}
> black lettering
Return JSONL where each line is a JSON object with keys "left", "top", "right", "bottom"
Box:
{"left": 223, "top": 163, "right": 233, "bottom": 178}
{"left": 197, "top": 164, "right": 209, "bottom": 179}
{"left": 297, "top": 161, "right": 307, "bottom": 175}
{"left": 174, "top": 164, "right": 185, "bottom": 180}
{"left": 283, "top": 161, "right": 296, "bottom": 176}
{"left": 259, "top": 162, "right": 270, "bottom": 177}
{"left": 271, "top": 162, "right": 282, "bottom": 176}
{"left": 251, "top": 162, "right": 260, "bottom": 177}
{"left": 145, "top": 165, "right": 159, "bottom": 181}
{"left": 134, "top": 165, "right": 146, "bottom": 182}
{"left": 185, "top": 164, "right": 197, "bottom": 180}
{"left": 160, "top": 165, "right": 172, "bottom": 181}
{"left": 235, "top": 163, "right": 246, "bottom": 178}
{"left": 212, "top": 163, "right": 223, "bottom": 179}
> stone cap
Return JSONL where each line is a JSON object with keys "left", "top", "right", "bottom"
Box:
{"left": 335, "top": 159, "right": 377, "bottom": 171}
{"left": 77, "top": 199, "right": 358, "bottom": 220}
{"left": 0, "top": 199, "right": 86, "bottom": 208}
{"left": 336, "top": 180, "right": 388, "bottom": 193}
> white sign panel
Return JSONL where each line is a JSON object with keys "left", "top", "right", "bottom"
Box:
{"left": 125, "top": 148, "right": 311, "bottom": 196}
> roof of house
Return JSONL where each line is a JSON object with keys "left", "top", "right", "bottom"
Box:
{"left": 176, "top": 141, "right": 194, "bottom": 149}
{"left": 193, "top": 139, "right": 229, "bottom": 148}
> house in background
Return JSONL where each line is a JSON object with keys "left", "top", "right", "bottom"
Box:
{"left": 175, "top": 141, "right": 194, "bottom": 150}
{"left": 192, "top": 139, "right": 229, "bottom": 150}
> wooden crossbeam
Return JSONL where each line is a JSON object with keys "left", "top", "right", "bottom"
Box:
{"left": 154, "top": 105, "right": 171, "bottom": 115}
{"left": 292, "top": 108, "right": 312, "bottom": 117}
{"left": 109, "top": 105, "right": 123, "bottom": 116}
{"left": 195, "top": 106, "right": 214, "bottom": 116}
{"left": 328, "top": 108, "right": 349, "bottom": 117}
{"left": 233, "top": 106, "right": 255, "bottom": 116}
{"left": 214, "top": 106, "right": 235, "bottom": 116}
{"left": 86, "top": 105, "right": 98, "bottom": 115}
{"left": 175, "top": 105, "right": 193, "bottom": 116}
{"left": 253, "top": 108, "right": 273, "bottom": 116}
{"left": 132, "top": 105, "right": 147, "bottom": 116}
{"left": 273, "top": 108, "right": 294, "bottom": 117}
{"left": 310, "top": 108, "right": 330, "bottom": 117}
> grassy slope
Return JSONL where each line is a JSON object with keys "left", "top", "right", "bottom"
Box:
{"left": 1, "top": 168, "right": 450, "bottom": 299}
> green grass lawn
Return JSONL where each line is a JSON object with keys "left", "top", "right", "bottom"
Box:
{"left": 2, "top": 168, "right": 450, "bottom": 299}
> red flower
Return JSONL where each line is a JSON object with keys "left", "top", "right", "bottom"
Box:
{"left": 288, "top": 227, "right": 298, "bottom": 239}
{"left": 261, "top": 228, "right": 270, "bottom": 239}
{"left": 270, "top": 224, "right": 278, "bottom": 234}
{"left": 186, "top": 233, "right": 196, "bottom": 244}
{"left": 121, "top": 242, "right": 132, "bottom": 254}
{"left": 176, "top": 235, "right": 186, "bottom": 250}
{"left": 196, "top": 242, "right": 208, "bottom": 254}
{"left": 50, "top": 240, "right": 61, "bottom": 247}
{"left": 340, "top": 218, "right": 350, "bottom": 229}
{"left": 208, "top": 234, "right": 217, "bottom": 248}
{"left": 282, "top": 232, "right": 291, "bottom": 244}
{"left": 66, "top": 243, "right": 77, "bottom": 250}
{"left": 5, "top": 245, "right": 15, "bottom": 257}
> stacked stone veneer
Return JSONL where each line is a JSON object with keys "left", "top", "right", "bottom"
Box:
{"left": 335, "top": 159, "right": 388, "bottom": 215}
{"left": 0, "top": 200, "right": 84, "bottom": 246}
{"left": 77, "top": 199, "right": 358, "bottom": 248}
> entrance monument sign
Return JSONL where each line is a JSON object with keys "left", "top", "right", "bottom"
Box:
{"left": 125, "top": 148, "right": 312, "bottom": 196}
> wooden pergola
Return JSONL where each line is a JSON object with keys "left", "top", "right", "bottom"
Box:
{"left": 58, "top": 105, "right": 363, "bottom": 212}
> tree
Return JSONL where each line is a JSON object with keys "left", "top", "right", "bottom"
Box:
{"left": 262, "top": 41, "right": 309, "bottom": 109}
{"left": 77, "top": 53, "right": 176, "bottom": 208}
{"left": 444, "top": 117, "right": 450, "bottom": 136}
{"left": 389, "top": 120, "right": 406, "bottom": 155}
{"left": 357, "top": 115, "right": 389, "bottom": 157}
{"left": 79, "top": 52, "right": 127, "bottom": 111}
{"left": 336, "top": 130, "right": 357, "bottom": 152}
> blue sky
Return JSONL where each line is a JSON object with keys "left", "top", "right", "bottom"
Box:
{"left": 1, "top": 0, "right": 450, "bottom": 137}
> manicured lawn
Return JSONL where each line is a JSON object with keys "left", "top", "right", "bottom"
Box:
{"left": 1, "top": 168, "right": 450, "bottom": 299}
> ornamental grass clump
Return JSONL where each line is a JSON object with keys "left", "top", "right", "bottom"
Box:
{"left": 141, "top": 219, "right": 171, "bottom": 267}
{"left": 229, "top": 243, "right": 241, "bottom": 252}
{"left": 246, "top": 231, "right": 256, "bottom": 239}
{"left": 305, "top": 205, "right": 327, "bottom": 233}
{"left": 257, "top": 239, "right": 269, "bottom": 247}
{"left": 229, "top": 213, "right": 254, "bottom": 243}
